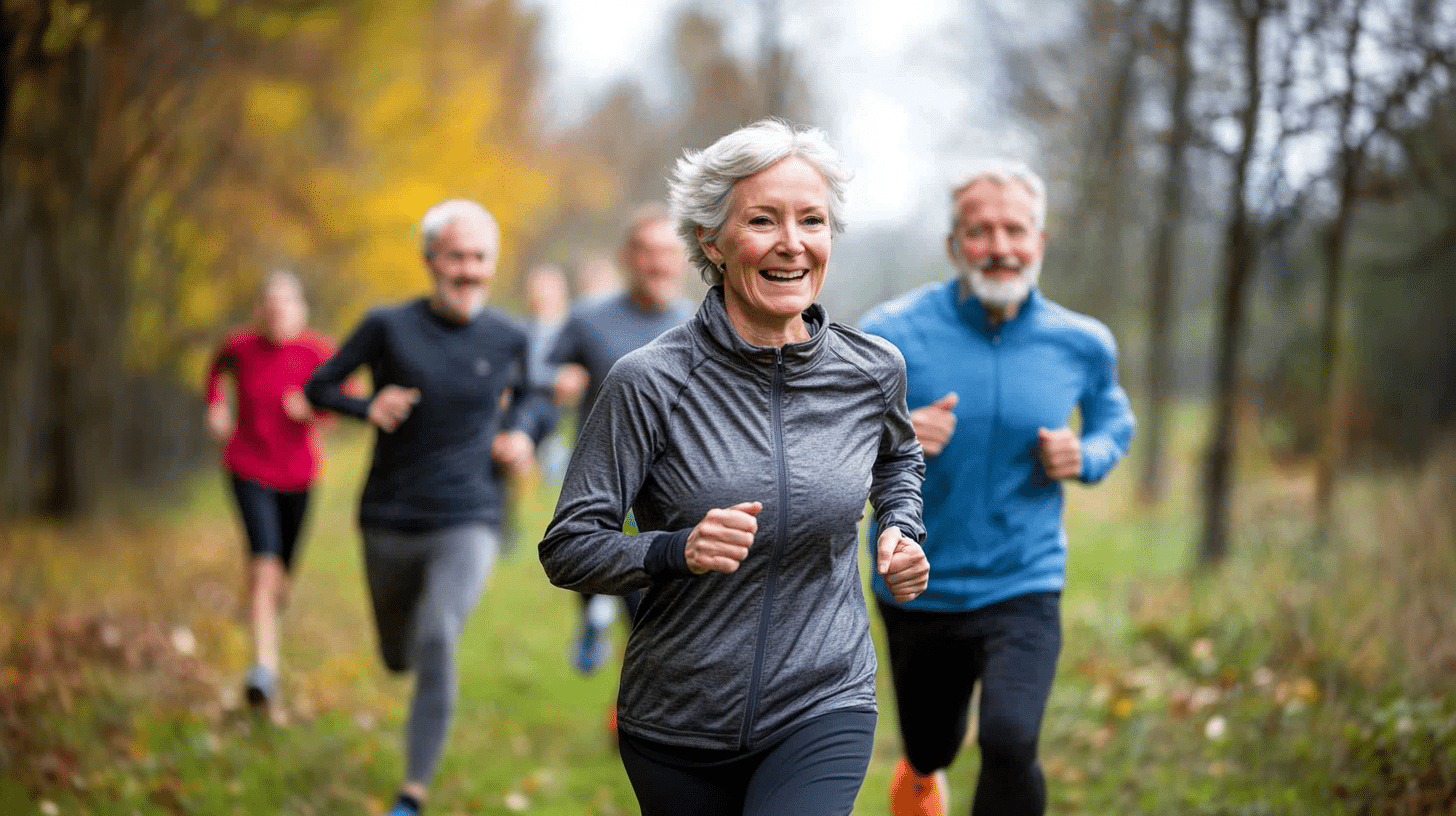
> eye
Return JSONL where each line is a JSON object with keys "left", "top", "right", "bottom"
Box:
{"left": 749, "top": 215, "right": 774, "bottom": 227}
{"left": 803, "top": 214, "right": 826, "bottom": 227}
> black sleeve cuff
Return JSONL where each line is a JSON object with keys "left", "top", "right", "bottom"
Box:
{"left": 644, "top": 529, "right": 694, "bottom": 579}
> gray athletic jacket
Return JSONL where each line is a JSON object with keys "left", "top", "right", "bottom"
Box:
{"left": 539, "top": 286, "right": 925, "bottom": 751}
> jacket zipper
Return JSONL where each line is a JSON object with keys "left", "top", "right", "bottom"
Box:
{"left": 740, "top": 346, "right": 789, "bottom": 749}
{"left": 986, "top": 331, "right": 1001, "bottom": 509}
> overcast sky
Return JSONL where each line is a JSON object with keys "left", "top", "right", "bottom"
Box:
{"left": 522, "top": 0, "right": 1030, "bottom": 231}
{"left": 519, "top": 0, "right": 1064, "bottom": 316}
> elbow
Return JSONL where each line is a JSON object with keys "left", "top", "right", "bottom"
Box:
{"left": 536, "top": 542, "right": 579, "bottom": 590}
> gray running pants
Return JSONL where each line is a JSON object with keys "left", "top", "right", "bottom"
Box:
{"left": 362, "top": 523, "right": 499, "bottom": 786}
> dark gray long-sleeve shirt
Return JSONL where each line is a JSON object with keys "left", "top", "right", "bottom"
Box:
{"left": 538, "top": 286, "right": 925, "bottom": 751}
{"left": 306, "top": 297, "right": 557, "bottom": 531}
{"left": 547, "top": 291, "right": 695, "bottom": 424}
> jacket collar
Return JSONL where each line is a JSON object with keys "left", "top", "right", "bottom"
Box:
{"left": 693, "top": 286, "right": 829, "bottom": 377}
{"left": 952, "top": 282, "right": 1042, "bottom": 338}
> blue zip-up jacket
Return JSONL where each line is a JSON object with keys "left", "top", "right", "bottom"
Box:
{"left": 539, "top": 286, "right": 925, "bottom": 750}
{"left": 860, "top": 281, "right": 1135, "bottom": 612}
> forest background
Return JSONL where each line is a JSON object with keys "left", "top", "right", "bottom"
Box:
{"left": 2, "top": 0, "right": 1454, "bottom": 813}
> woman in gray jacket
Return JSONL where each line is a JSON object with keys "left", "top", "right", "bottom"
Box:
{"left": 538, "top": 119, "right": 930, "bottom": 816}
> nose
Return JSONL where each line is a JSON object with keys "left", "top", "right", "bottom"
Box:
{"left": 989, "top": 226, "right": 1012, "bottom": 255}
{"left": 776, "top": 222, "right": 805, "bottom": 254}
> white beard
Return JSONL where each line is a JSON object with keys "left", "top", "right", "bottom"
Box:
{"left": 958, "top": 254, "right": 1040, "bottom": 312}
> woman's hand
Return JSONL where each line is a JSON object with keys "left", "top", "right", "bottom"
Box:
{"left": 281, "top": 389, "right": 314, "bottom": 423}
{"left": 685, "top": 501, "right": 762, "bottom": 574}
{"left": 877, "top": 526, "right": 929, "bottom": 602}
{"left": 206, "top": 401, "right": 234, "bottom": 442}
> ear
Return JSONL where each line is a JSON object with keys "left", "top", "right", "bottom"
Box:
{"left": 697, "top": 225, "right": 722, "bottom": 265}
{"left": 945, "top": 231, "right": 958, "bottom": 264}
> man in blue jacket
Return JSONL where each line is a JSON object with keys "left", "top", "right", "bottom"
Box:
{"left": 861, "top": 160, "right": 1136, "bottom": 816}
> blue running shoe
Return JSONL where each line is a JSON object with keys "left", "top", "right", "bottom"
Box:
{"left": 571, "top": 596, "right": 616, "bottom": 675}
{"left": 243, "top": 664, "right": 275, "bottom": 708}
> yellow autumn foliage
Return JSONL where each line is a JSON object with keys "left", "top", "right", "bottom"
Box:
{"left": 112, "top": 0, "right": 619, "bottom": 385}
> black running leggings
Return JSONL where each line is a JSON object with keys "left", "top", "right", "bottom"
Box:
{"left": 617, "top": 709, "right": 876, "bottom": 816}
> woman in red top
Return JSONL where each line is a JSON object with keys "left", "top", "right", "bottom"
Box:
{"left": 205, "top": 270, "right": 334, "bottom": 713}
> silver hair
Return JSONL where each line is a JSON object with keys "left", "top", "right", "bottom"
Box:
{"left": 668, "top": 118, "right": 852, "bottom": 286}
{"left": 420, "top": 199, "right": 500, "bottom": 257}
{"left": 948, "top": 159, "right": 1047, "bottom": 234}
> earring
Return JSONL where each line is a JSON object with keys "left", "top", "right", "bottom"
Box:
{"left": 718, "top": 263, "right": 726, "bottom": 272}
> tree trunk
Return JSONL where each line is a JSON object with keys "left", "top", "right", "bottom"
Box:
{"left": 1138, "top": 0, "right": 1197, "bottom": 505}
{"left": 1198, "top": 1, "right": 1266, "bottom": 569}
{"left": 1314, "top": 1, "right": 1367, "bottom": 538}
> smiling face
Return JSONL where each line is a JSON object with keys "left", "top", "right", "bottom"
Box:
{"left": 426, "top": 216, "right": 498, "bottom": 322}
{"left": 702, "top": 156, "right": 831, "bottom": 346}
{"left": 258, "top": 277, "right": 307, "bottom": 342}
{"left": 622, "top": 218, "right": 686, "bottom": 312}
{"left": 948, "top": 177, "right": 1046, "bottom": 320}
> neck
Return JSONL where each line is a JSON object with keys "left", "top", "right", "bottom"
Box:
{"left": 725, "top": 304, "right": 808, "bottom": 348}
{"left": 262, "top": 325, "right": 302, "bottom": 343}
{"left": 429, "top": 295, "right": 476, "bottom": 324}
{"left": 629, "top": 287, "right": 666, "bottom": 313}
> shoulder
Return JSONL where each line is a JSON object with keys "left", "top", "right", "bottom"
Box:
{"left": 360, "top": 299, "right": 418, "bottom": 328}
{"left": 611, "top": 322, "right": 697, "bottom": 378}
{"left": 594, "top": 325, "right": 699, "bottom": 414}
{"left": 859, "top": 280, "right": 953, "bottom": 338}
{"left": 571, "top": 292, "right": 627, "bottom": 325}
{"left": 826, "top": 323, "right": 906, "bottom": 372}
{"left": 823, "top": 323, "right": 908, "bottom": 400}
{"left": 219, "top": 328, "right": 257, "bottom": 353}
{"left": 478, "top": 307, "right": 527, "bottom": 338}
{"left": 296, "top": 329, "right": 335, "bottom": 357}
{"left": 1031, "top": 294, "right": 1120, "bottom": 359}
{"left": 671, "top": 296, "right": 697, "bottom": 322}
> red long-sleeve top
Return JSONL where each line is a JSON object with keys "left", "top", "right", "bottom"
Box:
{"left": 206, "top": 329, "right": 335, "bottom": 490}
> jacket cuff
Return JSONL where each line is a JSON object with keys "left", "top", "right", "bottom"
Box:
{"left": 644, "top": 529, "right": 694, "bottom": 579}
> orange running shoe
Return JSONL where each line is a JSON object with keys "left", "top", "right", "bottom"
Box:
{"left": 890, "top": 757, "right": 949, "bottom": 816}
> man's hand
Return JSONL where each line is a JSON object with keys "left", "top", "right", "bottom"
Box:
{"left": 367, "top": 385, "right": 421, "bottom": 433}
{"left": 553, "top": 364, "right": 588, "bottom": 406}
{"left": 685, "top": 501, "right": 762, "bottom": 575}
{"left": 910, "top": 392, "right": 958, "bottom": 457}
{"left": 206, "top": 401, "right": 234, "bottom": 442}
{"left": 492, "top": 430, "right": 536, "bottom": 477}
{"left": 877, "top": 526, "right": 929, "bottom": 602}
{"left": 282, "top": 389, "right": 313, "bottom": 424}
{"left": 1036, "top": 426, "right": 1082, "bottom": 480}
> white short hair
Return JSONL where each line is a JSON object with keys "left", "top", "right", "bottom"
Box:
{"left": 949, "top": 159, "right": 1047, "bottom": 234}
{"left": 420, "top": 199, "right": 500, "bottom": 257}
{"left": 669, "top": 119, "right": 852, "bottom": 286}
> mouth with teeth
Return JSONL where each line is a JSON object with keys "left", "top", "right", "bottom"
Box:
{"left": 759, "top": 269, "right": 808, "bottom": 282}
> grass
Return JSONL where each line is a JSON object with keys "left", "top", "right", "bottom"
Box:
{"left": 3, "top": 410, "right": 1454, "bottom": 815}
